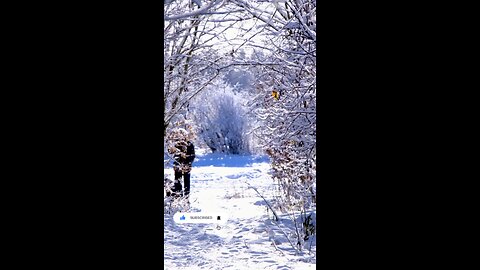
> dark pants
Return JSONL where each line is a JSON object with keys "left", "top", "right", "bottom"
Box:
{"left": 174, "top": 169, "right": 190, "bottom": 197}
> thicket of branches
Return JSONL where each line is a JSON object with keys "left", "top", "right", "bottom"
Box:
{"left": 164, "top": 0, "right": 234, "bottom": 136}
{"left": 239, "top": 0, "right": 316, "bottom": 251}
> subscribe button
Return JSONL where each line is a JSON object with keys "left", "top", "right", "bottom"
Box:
{"left": 173, "top": 212, "right": 229, "bottom": 224}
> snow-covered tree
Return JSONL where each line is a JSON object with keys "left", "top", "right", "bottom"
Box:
{"left": 237, "top": 0, "right": 316, "bottom": 251}
{"left": 164, "top": 0, "right": 246, "bottom": 136}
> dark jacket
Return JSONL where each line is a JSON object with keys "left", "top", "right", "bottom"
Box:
{"left": 173, "top": 141, "right": 195, "bottom": 167}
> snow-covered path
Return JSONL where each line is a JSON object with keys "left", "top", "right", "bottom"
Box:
{"left": 164, "top": 154, "right": 316, "bottom": 270}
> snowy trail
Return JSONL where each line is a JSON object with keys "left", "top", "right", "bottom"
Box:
{"left": 164, "top": 155, "right": 316, "bottom": 270}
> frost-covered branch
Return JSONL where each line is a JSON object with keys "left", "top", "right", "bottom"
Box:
{"left": 164, "top": 0, "right": 224, "bottom": 21}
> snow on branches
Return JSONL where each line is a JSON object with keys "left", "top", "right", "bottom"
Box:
{"left": 245, "top": 0, "right": 316, "bottom": 211}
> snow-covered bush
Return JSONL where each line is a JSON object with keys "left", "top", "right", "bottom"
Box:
{"left": 191, "top": 80, "right": 251, "bottom": 154}
{"left": 164, "top": 117, "right": 198, "bottom": 170}
{"left": 239, "top": 0, "right": 316, "bottom": 252}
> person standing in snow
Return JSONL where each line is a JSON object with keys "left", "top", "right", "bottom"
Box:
{"left": 168, "top": 128, "right": 195, "bottom": 199}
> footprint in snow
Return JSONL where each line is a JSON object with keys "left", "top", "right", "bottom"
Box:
{"left": 237, "top": 227, "right": 250, "bottom": 233}
{"left": 249, "top": 251, "right": 268, "bottom": 255}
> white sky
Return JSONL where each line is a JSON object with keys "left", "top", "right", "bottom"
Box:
{"left": 199, "top": 2, "right": 276, "bottom": 57}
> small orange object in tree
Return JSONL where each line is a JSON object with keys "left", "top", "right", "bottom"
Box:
{"left": 271, "top": 90, "right": 280, "bottom": 100}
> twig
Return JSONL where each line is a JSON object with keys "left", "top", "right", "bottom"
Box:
{"left": 246, "top": 182, "right": 279, "bottom": 221}
{"left": 246, "top": 181, "right": 300, "bottom": 254}
{"left": 288, "top": 207, "right": 302, "bottom": 251}
{"left": 243, "top": 239, "right": 249, "bottom": 249}
{"left": 308, "top": 235, "right": 314, "bottom": 254}
{"left": 271, "top": 238, "right": 285, "bottom": 256}
{"left": 272, "top": 219, "right": 299, "bottom": 255}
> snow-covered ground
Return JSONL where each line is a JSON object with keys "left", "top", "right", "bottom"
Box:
{"left": 164, "top": 153, "right": 316, "bottom": 269}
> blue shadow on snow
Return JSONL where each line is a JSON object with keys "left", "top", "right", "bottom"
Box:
{"left": 165, "top": 153, "right": 269, "bottom": 168}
